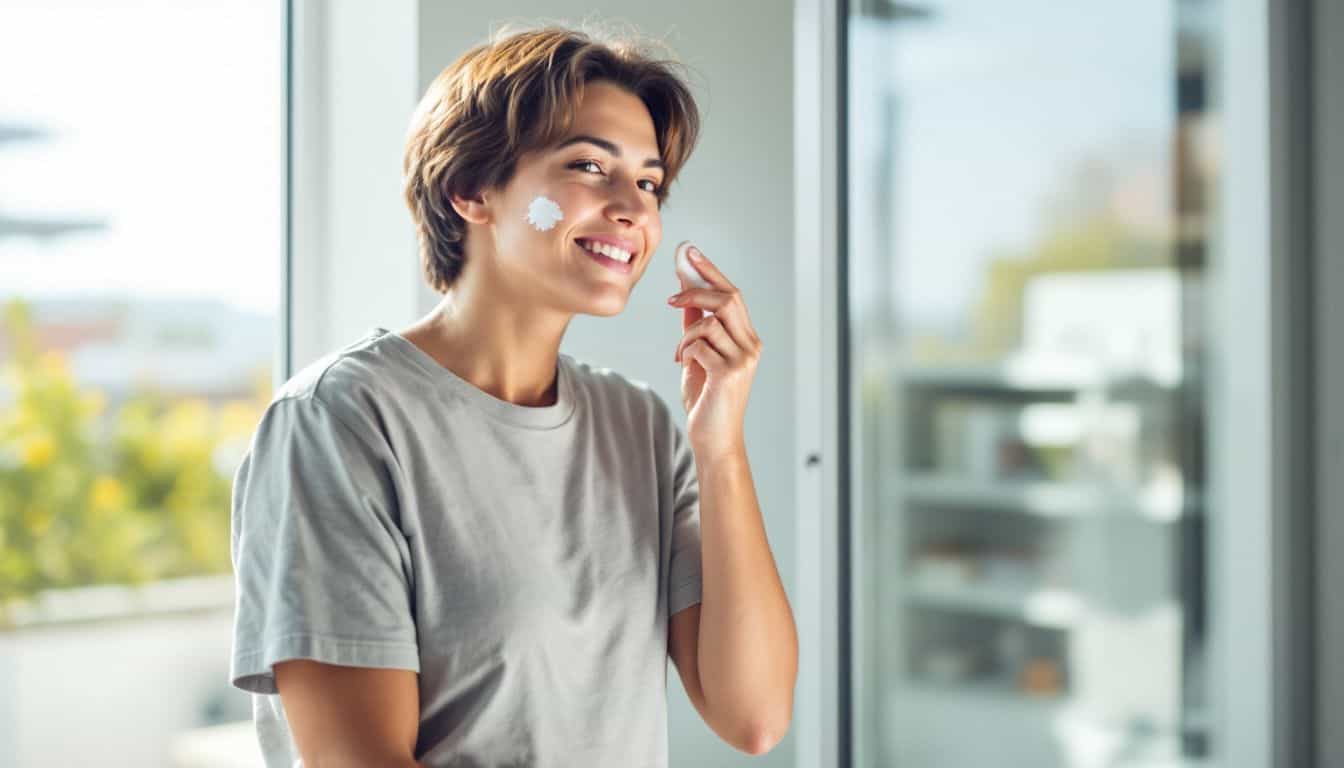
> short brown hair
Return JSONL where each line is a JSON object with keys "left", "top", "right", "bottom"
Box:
{"left": 402, "top": 25, "right": 702, "bottom": 293}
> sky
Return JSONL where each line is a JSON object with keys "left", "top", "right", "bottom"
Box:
{"left": 0, "top": 0, "right": 284, "bottom": 316}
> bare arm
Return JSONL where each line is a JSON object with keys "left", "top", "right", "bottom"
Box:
{"left": 665, "top": 231, "right": 797, "bottom": 754}
{"left": 274, "top": 659, "right": 428, "bottom": 767}
{"left": 669, "top": 445, "right": 798, "bottom": 755}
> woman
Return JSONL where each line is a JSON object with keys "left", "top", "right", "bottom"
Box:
{"left": 229, "top": 25, "right": 796, "bottom": 767}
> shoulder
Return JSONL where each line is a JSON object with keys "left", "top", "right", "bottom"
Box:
{"left": 266, "top": 329, "right": 407, "bottom": 435}
{"left": 237, "top": 334, "right": 409, "bottom": 495}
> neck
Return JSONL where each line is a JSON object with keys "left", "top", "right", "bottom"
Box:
{"left": 403, "top": 261, "right": 571, "bottom": 408}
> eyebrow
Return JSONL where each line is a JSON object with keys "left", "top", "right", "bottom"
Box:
{"left": 556, "top": 134, "right": 664, "bottom": 170}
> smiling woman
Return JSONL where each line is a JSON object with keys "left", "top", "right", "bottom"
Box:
{"left": 402, "top": 29, "right": 698, "bottom": 296}
{"left": 229, "top": 22, "right": 794, "bottom": 768}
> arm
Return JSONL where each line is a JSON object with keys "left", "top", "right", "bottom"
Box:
{"left": 274, "top": 660, "right": 428, "bottom": 768}
{"left": 668, "top": 444, "right": 798, "bottom": 755}
{"left": 666, "top": 245, "right": 798, "bottom": 753}
{"left": 694, "top": 445, "right": 797, "bottom": 753}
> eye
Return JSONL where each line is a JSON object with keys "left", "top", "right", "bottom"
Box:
{"left": 569, "top": 159, "right": 663, "bottom": 196}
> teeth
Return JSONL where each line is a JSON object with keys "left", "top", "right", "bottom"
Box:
{"left": 580, "top": 239, "right": 632, "bottom": 264}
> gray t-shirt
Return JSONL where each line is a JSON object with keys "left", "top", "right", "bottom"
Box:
{"left": 229, "top": 327, "right": 703, "bottom": 767}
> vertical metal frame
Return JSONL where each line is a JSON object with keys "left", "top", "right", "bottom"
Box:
{"left": 794, "top": 0, "right": 847, "bottom": 765}
{"left": 281, "top": 0, "right": 293, "bottom": 385}
{"left": 1212, "top": 0, "right": 1316, "bottom": 765}
{"left": 1266, "top": 2, "right": 1318, "bottom": 765}
{"left": 282, "top": 0, "right": 329, "bottom": 380}
{"left": 1208, "top": 0, "right": 1272, "bottom": 764}
{"left": 1312, "top": 0, "right": 1343, "bottom": 764}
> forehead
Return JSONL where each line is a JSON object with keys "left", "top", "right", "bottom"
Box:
{"left": 562, "top": 81, "right": 659, "bottom": 156}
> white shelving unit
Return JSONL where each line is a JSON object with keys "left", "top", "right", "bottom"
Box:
{"left": 883, "top": 359, "right": 1206, "bottom": 761}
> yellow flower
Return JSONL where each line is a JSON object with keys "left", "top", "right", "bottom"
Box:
{"left": 21, "top": 433, "right": 55, "bottom": 468}
{"left": 90, "top": 475, "right": 127, "bottom": 513}
{"left": 164, "top": 398, "right": 211, "bottom": 446}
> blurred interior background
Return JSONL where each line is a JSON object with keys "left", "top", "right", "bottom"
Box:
{"left": 1, "top": 0, "right": 1340, "bottom": 766}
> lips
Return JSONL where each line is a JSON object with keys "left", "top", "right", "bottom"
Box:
{"left": 575, "top": 234, "right": 639, "bottom": 265}
{"left": 576, "top": 241, "right": 632, "bottom": 274}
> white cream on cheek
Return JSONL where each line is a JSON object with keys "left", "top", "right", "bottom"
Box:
{"left": 525, "top": 195, "right": 564, "bottom": 231}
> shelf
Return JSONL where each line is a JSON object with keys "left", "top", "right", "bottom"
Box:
{"left": 887, "top": 684, "right": 1209, "bottom": 768}
{"left": 898, "top": 678, "right": 1068, "bottom": 708}
{"left": 900, "top": 471, "right": 1192, "bottom": 522}
{"left": 901, "top": 363, "right": 1101, "bottom": 393}
{"left": 904, "top": 576, "right": 1083, "bottom": 629}
{"left": 900, "top": 360, "right": 1182, "bottom": 394}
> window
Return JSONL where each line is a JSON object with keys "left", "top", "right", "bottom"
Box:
{"left": 845, "top": 1, "right": 1219, "bottom": 764}
{"left": 0, "top": 1, "right": 282, "bottom": 763}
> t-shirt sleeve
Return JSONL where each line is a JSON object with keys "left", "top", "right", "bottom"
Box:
{"left": 666, "top": 412, "right": 704, "bottom": 617}
{"left": 229, "top": 394, "right": 419, "bottom": 695}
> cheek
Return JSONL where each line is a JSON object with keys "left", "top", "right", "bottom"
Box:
{"left": 518, "top": 185, "right": 593, "bottom": 237}
{"left": 523, "top": 194, "right": 565, "bottom": 232}
{"left": 646, "top": 215, "right": 663, "bottom": 248}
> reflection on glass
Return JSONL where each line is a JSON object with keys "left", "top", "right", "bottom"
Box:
{"left": 847, "top": 1, "right": 1215, "bottom": 765}
{"left": 0, "top": 1, "right": 281, "bottom": 764}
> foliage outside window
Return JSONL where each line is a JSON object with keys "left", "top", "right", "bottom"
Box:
{"left": 0, "top": 298, "right": 269, "bottom": 627}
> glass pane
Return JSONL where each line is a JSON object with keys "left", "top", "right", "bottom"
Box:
{"left": 847, "top": 1, "right": 1215, "bottom": 765}
{"left": 0, "top": 1, "right": 283, "bottom": 764}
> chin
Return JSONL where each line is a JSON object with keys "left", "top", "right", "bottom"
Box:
{"left": 587, "top": 298, "right": 628, "bottom": 317}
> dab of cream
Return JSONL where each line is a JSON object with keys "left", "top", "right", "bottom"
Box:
{"left": 674, "top": 240, "right": 713, "bottom": 289}
{"left": 525, "top": 195, "right": 564, "bottom": 231}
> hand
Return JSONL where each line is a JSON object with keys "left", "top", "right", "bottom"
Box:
{"left": 666, "top": 245, "right": 763, "bottom": 460}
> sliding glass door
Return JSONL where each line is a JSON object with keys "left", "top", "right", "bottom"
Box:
{"left": 845, "top": 1, "right": 1221, "bottom": 764}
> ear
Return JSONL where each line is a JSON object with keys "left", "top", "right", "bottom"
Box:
{"left": 449, "top": 189, "right": 492, "bottom": 225}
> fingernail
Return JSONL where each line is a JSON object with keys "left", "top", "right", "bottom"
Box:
{"left": 667, "top": 294, "right": 681, "bottom": 304}
{"left": 688, "top": 247, "right": 703, "bottom": 261}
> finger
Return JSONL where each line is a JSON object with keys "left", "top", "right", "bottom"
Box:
{"left": 671, "top": 289, "right": 758, "bottom": 353}
{"left": 670, "top": 288, "right": 730, "bottom": 313}
{"left": 676, "top": 315, "right": 741, "bottom": 363}
{"left": 684, "top": 245, "right": 737, "bottom": 293}
{"left": 676, "top": 315, "right": 717, "bottom": 363}
{"left": 682, "top": 303, "right": 703, "bottom": 332}
{"left": 683, "top": 338, "right": 728, "bottom": 374}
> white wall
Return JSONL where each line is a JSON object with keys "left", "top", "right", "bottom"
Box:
{"left": 289, "top": 0, "right": 423, "bottom": 367}
{"left": 298, "top": 2, "right": 799, "bottom": 765}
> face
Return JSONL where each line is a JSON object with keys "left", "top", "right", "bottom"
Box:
{"left": 461, "top": 80, "right": 666, "bottom": 317}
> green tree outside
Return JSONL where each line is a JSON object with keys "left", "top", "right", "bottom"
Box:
{"left": 0, "top": 298, "right": 270, "bottom": 627}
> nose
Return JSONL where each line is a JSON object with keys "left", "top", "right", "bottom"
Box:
{"left": 604, "top": 181, "right": 651, "bottom": 228}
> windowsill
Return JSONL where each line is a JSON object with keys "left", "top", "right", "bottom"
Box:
{"left": 0, "top": 574, "right": 235, "bottom": 632}
{"left": 170, "top": 718, "right": 263, "bottom": 768}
